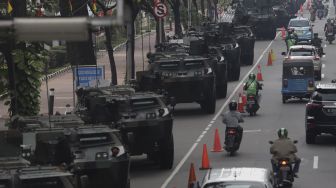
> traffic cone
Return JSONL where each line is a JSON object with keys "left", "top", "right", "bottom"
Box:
{"left": 281, "top": 27, "right": 286, "bottom": 40}
{"left": 237, "top": 93, "right": 245, "bottom": 113}
{"left": 271, "top": 49, "right": 276, "bottom": 61}
{"left": 211, "top": 128, "right": 224, "bottom": 152}
{"left": 200, "top": 144, "right": 211, "bottom": 170}
{"left": 267, "top": 51, "right": 273, "bottom": 66}
{"left": 241, "top": 92, "right": 247, "bottom": 106}
{"left": 188, "top": 163, "right": 197, "bottom": 188}
{"left": 257, "top": 64, "right": 263, "bottom": 81}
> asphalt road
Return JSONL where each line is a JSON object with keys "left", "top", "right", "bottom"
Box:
{"left": 1, "top": 2, "right": 336, "bottom": 188}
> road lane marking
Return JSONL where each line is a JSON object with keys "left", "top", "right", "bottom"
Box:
{"left": 160, "top": 33, "right": 280, "bottom": 188}
{"left": 322, "top": 74, "right": 325, "bottom": 79}
{"left": 313, "top": 156, "right": 318, "bottom": 169}
{"left": 322, "top": 64, "right": 325, "bottom": 68}
{"left": 243, "top": 129, "right": 262, "bottom": 133}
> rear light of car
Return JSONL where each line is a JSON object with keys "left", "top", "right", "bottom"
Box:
{"left": 283, "top": 79, "right": 288, "bottom": 88}
{"left": 280, "top": 160, "right": 288, "bottom": 166}
{"left": 306, "top": 103, "right": 323, "bottom": 110}
{"left": 111, "top": 147, "right": 120, "bottom": 157}
{"left": 306, "top": 116, "right": 316, "bottom": 128}
{"left": 314, "top": 56, "right": 320, "bottom": 60}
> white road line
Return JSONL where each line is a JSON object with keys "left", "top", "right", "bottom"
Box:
{"left": 160, "top": 33, "right": 280, "bottom": 188}
{"left": 313, "top": 156, "right": 318, "bottom": 169}
{"left": 322, "top": 64, "right": 325, "bottom": 68}
{"left": 243, "top": 129, "right": 262, "bottom": 133}
{"left": 322, "top": 74, "right": 325, "bottom": 79}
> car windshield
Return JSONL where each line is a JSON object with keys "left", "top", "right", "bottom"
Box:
{"left": 312, "top": 90, "right": 336, "bottom": 101}
{"left": 289, "top": 20, "right": 310, "bottom": 27}
{"left": 289, "top": 49, "right": 314, "bottom": 56}
{"left": 283, "top": 65, "right": 314, "bottom": 77}
{"left": 204, "top": 181, "right": 265, "bottom": 188}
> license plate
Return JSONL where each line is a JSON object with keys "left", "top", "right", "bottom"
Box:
{"left": 247, "top": 101, "right": 255, "bottom": 105}
{"left": 325, "top": 108, "right": 336, "bottom": 113}
{"left": 280, "top": 166, "right": 290, "bottom": 171}
{"left": 328, "top": 33, "right": 333, "bottom": 35}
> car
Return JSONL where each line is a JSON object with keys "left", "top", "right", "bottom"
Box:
{"left": 288, "top": 17, "right": 313, "bottom": 44}
{"left": 305, "top": 83, "right": 336, "bottom": 144}
{"left": 282, "top": 45, "right": 322, "bottom": 80}
{"left": 76, "top": 85, "right": 175, "bottom": 169}
{"left": 200, "top": 167, "right": 273, "bottom": 188}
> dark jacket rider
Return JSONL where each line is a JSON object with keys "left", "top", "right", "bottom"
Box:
{"left": 270, "top": 128, "right": 301, "bottom": 177}
{"left": 221, "top": 101, "right": 244, "bottom": 143}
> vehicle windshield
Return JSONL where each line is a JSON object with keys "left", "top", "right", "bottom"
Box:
{"left": 204, "top": 181, "right": 265, "bottom": 188}
{"left": 312, "top": 90, "right": 336, "bottom": 101}
{"left": 289, "top": 20, "right": 310, "bottom": 27}
{"left": 184, "top": 60, "right": 204, "bottom": 69}
{"left": 159, "top": 61, "right": 180, "bottom": 70}
{"left": 130, "top": 98, "right": 161, "bottom": 111}
{"left": 289, "top": 49, "right": 314, "bottom": 56}
{"left": 283, "top": 65, "right": 314, "bottom": 77}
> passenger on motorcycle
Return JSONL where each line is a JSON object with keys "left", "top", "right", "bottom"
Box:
{"left": 221, "top": 101, "right": 244, "bottom": 143}
{"left": 243, "top": 73, "right": 262, "bottom": 103}
{"left": 270, "top": 128, "right": 301, "bottom": 178}
{"left": 324, "top": 18, "right": 334, "bottom": 37}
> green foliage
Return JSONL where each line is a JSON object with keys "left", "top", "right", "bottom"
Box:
{"left": 0, "top": 54, "right": 7, "bottom": 99}
{"left": 5, "top": 43, "right": 48, "bottom": 116}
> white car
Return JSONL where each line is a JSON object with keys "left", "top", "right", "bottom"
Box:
{"left": 200, "top": 167, "right": 273, "bottom": 188}
{"left": 282, "top": 45, "right": 322, "bottom": 80}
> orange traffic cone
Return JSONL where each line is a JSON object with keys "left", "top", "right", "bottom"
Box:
{"left": 211, "top": 128, "right": 224, "bottom": 152}
{"left": 237, "top": 93, "right": 245, "bottom": 113}
{"left": 188, "top": 163, "right": 197, "bottom": 188}
{"left": 257, "top": 64, "right": 263, "bottom": 81}
{"left": 281, "top": 27, "right": 286, "bottom": 40}
{"left": 241, "top": 92, "right": 247, "bottom": 106}
{"left": 267, "top": 51, "right": 273, "bottom": 66}
{"left": 200, "top": 144, "right": 211, "bottom": 170}
{"left": 271, "top": 49, "right": 276, "bottom": 61}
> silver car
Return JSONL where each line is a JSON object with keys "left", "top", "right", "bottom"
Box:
{"left": 283, "top": 45, "right": 322, "bottom": 80}
{"left": 201, "top": 167, "right": 273, "bottom": 188}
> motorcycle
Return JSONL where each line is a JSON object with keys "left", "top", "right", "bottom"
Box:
{"left": 310, "top": 11, "right": 316, "bottom": 22}
{"left": 326, "top": 31, "right": 335, "bottom": 44}
{"left": 317, "top": 9, "right": 324, "bottom": 19}
{"left": 245, "top": 94, "right": 260, "bottom": 116}
{"left": 269, "top": 140, "right": 298, "bottom": 188}
{"left": 224, "top": 127, "right": 242, "bottom": 155}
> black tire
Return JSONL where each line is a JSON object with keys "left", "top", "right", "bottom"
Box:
{"left": 316, "top": 70, "right": 322, "bottom": 81}
{"left": 230, "top": 62, "right": 241, "bottom": 81}
{"left": 306, "top": 132, "right": 316, "bottom": 144}
{"left": 282, "top": 96, "right": 287, "bottom": 104}
{"left": 329, "top": 40, "right": 332, "bottom": 44}
{"left": 217, "top": 84, "right": 227, "bottom": 98}
{"left": 246, "top": 53, "right": 254, "bottom": 65}
{"left": 201, "top": 85, "right": 216, "bottom": 114}
{"left": 159, "top": 133, "right": 174, "bottom": 169}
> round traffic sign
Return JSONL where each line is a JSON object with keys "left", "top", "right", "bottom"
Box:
{"left": 154, "top": 2, "right": 168, "bottom": 19}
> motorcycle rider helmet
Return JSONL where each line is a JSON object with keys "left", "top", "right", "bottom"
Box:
{"left": 327, "top": 18, "right": 331, "bottom": 23}
{"left": 248, "top": 73, "right": 256, "bottom": 81}
{"left": 314, "top": 33, "right": 319, "bottom": 38}
{"left": 277, "top": 128, "right": 288, "bottom": 138}
{"left": 229, "top": 100, "right": 238, "bottom": 111}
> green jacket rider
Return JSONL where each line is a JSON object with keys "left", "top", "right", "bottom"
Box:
{"left": 244, "top": 73, "right": 262, "bottom": 97}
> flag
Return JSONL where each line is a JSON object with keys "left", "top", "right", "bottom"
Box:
{"left": 92, "top": 0, "right": 97, "bottom": 13}
{"left": 7, "top": 0, "right": 13, "bottom": 14}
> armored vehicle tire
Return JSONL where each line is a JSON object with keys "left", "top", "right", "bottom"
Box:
{"left": 306, "top": 132, "right": 316, "bottom": 144}
{"left": 217, "top": 82, "right": 228, "bottom": 98}
{"left": 229, "top": 63, "right": 241, "bottom": 81}
{"left": 201, "top": 87, "right": 216, "bottom": 114}
{"left": 242, "top": 54, "right": 254, "bottom": 65}
{"left": 159, "top": 133, "right": 174, "bottom": 169}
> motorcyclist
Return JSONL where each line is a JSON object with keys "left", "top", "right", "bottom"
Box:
{"left": 270, "top": 128, "right": 301, "bottom": 178}
{"left": 311, "top": 33, "right": 323, "bottom": 55}
{"left": 243, "top": 73, "right": 262, "bottom": 103}
{"left": 324, "top": 18, "right": 334, "bottom": 37}
{"left": 221, "top": 100, "right": 244, "bottom": 143}
{"left": 285, "top": 28, "right": 298, "bottom": 52}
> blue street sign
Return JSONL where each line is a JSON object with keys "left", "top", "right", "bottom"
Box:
{"left": 73, "top": 66, "right": 105, "bottom": 87}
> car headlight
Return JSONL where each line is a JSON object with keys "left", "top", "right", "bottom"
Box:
{"left": 235, "top": 43, "right": 239, "bottom": 48}
{"left": 158, "top": 108, "right": 170, "bottom": 117}
{"left": 204, "top": 67, "right": 213, "bottom": 74}
{"left": 194, "top": 70, "right": 202, "bottom": 76}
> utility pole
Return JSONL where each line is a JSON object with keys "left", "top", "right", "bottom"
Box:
{"left": 188, "top": 0, "right": 191, "bottom": 29}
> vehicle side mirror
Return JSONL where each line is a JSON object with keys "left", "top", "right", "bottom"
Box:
{"left": 269, "top": 141, "right": 274, "bottom": 144}
{"left": 281, "top": 52, "right": 287, "bottom": 56}
{"left": 293, "top": 140, "right": 298, "bottom": 144}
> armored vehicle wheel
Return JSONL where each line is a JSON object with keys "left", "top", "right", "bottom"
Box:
{"left": 229, "top": 62, "right": 241, "bottom": 81}
{"left": 316, "top": 70, "right": 322, "bottom": 81}
{"left": 244, "top": 53, "right": 254, "bottom": 65}
{"left": 201, "top": 87, "right": 216, "bottom": 114}
{"left": 159, "top": 133, "right": 174, "bottom": 169}
{"left": 217, "top": 83, "right": 228, "bottom": 98}
{"left": 268, "top": 26, "right": 277, "bottom": 40}
{"left": 306, "top": 132, "right": 316, "bottom": 144}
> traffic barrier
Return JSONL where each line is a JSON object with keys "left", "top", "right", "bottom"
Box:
{"left": 281, "top": 27, "right": 286, "bottom": 40}
{"left": 257, "top": 64, "right": 263, "bottom": 81}
{"left": 200, "top": 144, "right": 211, "bottom": 170}
{"left": 267, "top": 51, "right": 273, "bottom": 66}
{"left": 188, "top": 163, "right": 197, "bottom": 188}
{"left": 237, "top": 93, "right": 245, "bottom": 113}
{"left": 271, "top": 49, "right": 276, "bottom": 61}
{"left": 211, "top": 128, "right": 224, "bottom": 152}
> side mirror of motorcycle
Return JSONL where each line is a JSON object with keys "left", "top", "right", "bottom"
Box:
{"left": 293, "top": 140, "right": 298, "bottom": 144}
{"left": 268, "top": 141, "right": 274, "bottom": 144}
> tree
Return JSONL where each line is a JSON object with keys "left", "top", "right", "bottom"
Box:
{"left": 167, "top": 0, "right": 183, "bottom": 37}
{"left": 59, "top": 0, "right": 96, "bottom": 66}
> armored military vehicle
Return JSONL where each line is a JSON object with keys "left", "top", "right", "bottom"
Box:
{"left": 137, "top": 53, "right": 216, "bottom": 113}
{"left": 75, "top": 86, "right": 174, "bottom": 169}
{"left": 231, "top": 0, "right": 277, "bottom": 39}
{"left": 8, "top": 115, "right": 130, "bottom": 188}
{"left": 0, "top": 130, "right": 76, "bottom": 188}
{"left": 233, "top": 25, "right": 256, "bottom": 65}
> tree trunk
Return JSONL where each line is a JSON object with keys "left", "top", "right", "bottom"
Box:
{"left": 104, "top": 26, "right": 118, "bottom": 85}
{"left": 172, "top": 0, "right": 183, "bottom": 37}
{"left": 59, "top": 0, "right": 96, "bottom": 66}
{"left": 201, "top": 0, "right": 205, "bottom": 17}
